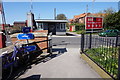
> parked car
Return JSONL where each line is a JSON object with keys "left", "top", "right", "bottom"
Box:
{"left": 98, "top": 29, "right": 120, "bottom": 37}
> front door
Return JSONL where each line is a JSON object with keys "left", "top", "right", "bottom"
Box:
{"left": 48, "top": 23, "right": 56, "bottom": 35}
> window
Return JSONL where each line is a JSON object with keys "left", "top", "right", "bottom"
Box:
{"left": 38, "top": 23, "right": 43, "bottom": 30}
{"left": 60, "top": 23, "right": 66, "bottom": 30}
{"left": 60, "top": 24, "right": 62, "bottom": 30}
{"left": 57, "top": 26, "right": 59, "bottom": 29}
{"left": 56, "top": 23, "right": 59, "bottom": 29}
{"left": 64, "top": 24, "right": 66, "bottom": 29}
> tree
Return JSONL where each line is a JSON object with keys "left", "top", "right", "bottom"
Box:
{"left": 56, "top": 14, "right": 67, "bottom": 20}
{"left": 103, "top": 7, "right": 115, "bottom": 14}
{"left": 104, "top": 11, "right": 120, "bottom": 30}
{"left": 96, "top": 7, "right": 119, "bottom": 30}
{"left": 97, "top": 11, "right": 104, "bottom": 17}
{"left": 75, "top": 23, "right": 85, "bottom": 31}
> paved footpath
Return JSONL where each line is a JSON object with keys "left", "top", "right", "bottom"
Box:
{"left": 19, "top": 47, "right": 101, "bottom": 79}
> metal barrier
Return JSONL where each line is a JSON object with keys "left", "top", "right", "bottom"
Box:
{"left": 23, "top": 34, "right": 52, "bottom": 54}
{"left": 81, "top": 33, "right": 120, "bottom": 80}
{"left": 1, "top": 29, "right": 53, "bottom": 80}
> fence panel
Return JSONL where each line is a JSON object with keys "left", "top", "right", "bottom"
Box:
{"left": 81, "top": 33, "right": 120, "bottom": 80}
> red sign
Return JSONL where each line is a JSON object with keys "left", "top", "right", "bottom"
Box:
{"left": 85, "top": 17, "right": 103, "bottom": 29}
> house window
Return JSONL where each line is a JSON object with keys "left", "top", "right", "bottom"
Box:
{"left": 57, "top": 26, "right": 59, "bottom": 29}
{"left": 56, "top": 23, "right": 59, "bottom": 29}
{"left": 63, "top": 23, "right": 66, "bottom": 30}
{"left": 60, "top": 23, "right": 65, "bottom": 30}
{"left": 38, "top": 23, "right": 43, "bottom": 30}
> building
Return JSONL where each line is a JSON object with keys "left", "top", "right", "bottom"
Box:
{"left": 27, "top": 12, "right": 36, "bottom": 30}
{"left": 5, "top": 24, "right": 10, "bottom": 27}
{"left": 72, "top": 13, "right": 91, "bottom": 23}
{"left": 69, "top": 13, "right": 105, "bottom": 24}
{"left": 68, "top": 13, "right": 105, "bottom": 32}
{"left": 69, "top": 13, "right": 89, "bottom": 24}
{"left": 35, "top": 19, "right": 68, "bottom": 35}
{"left": 13, "top": 21, "right": 26, "bottom": 28}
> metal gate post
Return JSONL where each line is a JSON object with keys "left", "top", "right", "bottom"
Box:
{"left": 47, "top": 32, "right": 52, "bottom": 54}
{"left": 89, "top": 32, "right": 92, "bottom": 49}
{"left": 81, "top": 34, "right": 84, "bottom": 54}
{"left": 115, "top": 33, "right": 118, "bottom": 47}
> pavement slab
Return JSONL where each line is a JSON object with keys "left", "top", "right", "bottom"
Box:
{"left": 19, "top": 47, "right": 101, "bottom": 79}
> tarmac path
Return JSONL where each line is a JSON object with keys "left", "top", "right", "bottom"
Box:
{"left": 18, "top": 36, "right": 101, "bottom": 79}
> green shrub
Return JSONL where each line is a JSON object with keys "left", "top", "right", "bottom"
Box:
{"left": 75, "top": 23, "right": 85, "bottom": 31}
{"left": 76, "top": 30, "right": 86, "bottom": 34}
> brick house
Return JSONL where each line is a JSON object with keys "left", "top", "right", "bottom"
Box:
{"left": 68, "top": 13, "right": 106, "bottom": 31}
{"left": 13, "top": 21, "right": 27, "bottom": 28}
{"left": 69, "top": 13, "right": 105, "bottom": 24}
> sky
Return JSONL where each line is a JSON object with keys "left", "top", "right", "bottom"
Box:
{"left": 2, "top": 0, "right": 120, "bottom": 2}
{"left": 2, "top": 2, "right": 119, "bottom": 25}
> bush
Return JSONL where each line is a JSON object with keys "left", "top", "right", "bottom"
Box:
{"left": 104, "top": 11, "right": 120, "bottom": 30}
{"left": 70, "top": 23, "right": 75, "bottom": 26}
{"left": 76, "top": 30, "right": 86, "bottom": 34}
{"left": 75, "top": 23, "right": 85, "bottom": 31}
{"left": 8, "top": 26, "right": 22, "bottom": 34}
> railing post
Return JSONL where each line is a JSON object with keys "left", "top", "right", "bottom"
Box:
{"left": 89, "top": 32, "right": 92, "bottom": 49}
{"left": 115, "top": 33, "right": 118, "bottom": 47}
{"left": 47, "top": 34, "right": 49, "bottom": 53}
{"left": 81, "top": 34, "right": 84, "bottom": 54}
{"left": 49, "top": 38, "right": 52, "bottom": 54}
{"left": 47, "top": 32, "right": 52, "bottom": 54}
{"left": 118, "top": 44, "right": 120, "bottom": 80}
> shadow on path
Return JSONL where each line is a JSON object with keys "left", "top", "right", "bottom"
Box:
{"left": 3, "top": 48, "right": 67, "bottom": 80}
{"left": 34, "top": 48, "right": 67, "bottom": 64}
{"left": 20, "top": 75, "right": 41, "bottom": 80}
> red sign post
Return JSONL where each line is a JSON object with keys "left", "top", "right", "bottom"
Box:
{"left": 85, "top": 17, "right": 103, "bottom": 30}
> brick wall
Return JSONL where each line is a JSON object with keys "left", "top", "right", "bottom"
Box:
{"left": 11, "top": 30, "right": 48, "bottom": 53}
